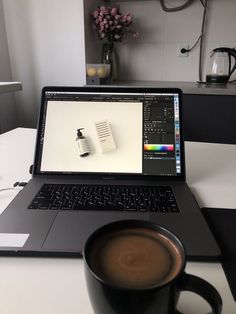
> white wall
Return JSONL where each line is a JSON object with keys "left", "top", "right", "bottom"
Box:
{"left": 3, "top": 0, "right": 86, "bottom": 128}
{"left": 2, "top": 0, "right": 236, "bottom": 129}
{"left": 85, "top": 0, "right": 236, "bottom": 82}
{"left": 84, "top": 0, "right": 104, "bottom": 64}
{"left": 0, "top": 0, "right": 17, "bottom": 133}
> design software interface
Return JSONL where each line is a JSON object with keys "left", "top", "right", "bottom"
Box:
{"left": 37, "top": 90, "right": 181, "bottom": 176}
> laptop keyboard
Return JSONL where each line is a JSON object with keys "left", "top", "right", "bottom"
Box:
{"left": 28, "top": 184, "right": 180, "bottom": 213}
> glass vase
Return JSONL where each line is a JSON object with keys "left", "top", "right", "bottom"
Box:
{"left": 101, "top": 42, "right": 117, "bottom": 83}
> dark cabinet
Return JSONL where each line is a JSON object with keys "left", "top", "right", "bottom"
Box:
{"left": 183, "top": 94, "right": 236, "bottom": 144}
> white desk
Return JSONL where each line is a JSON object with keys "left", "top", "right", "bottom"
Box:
{"left": 0, "top": 128, "right": 236, "bottom": 314}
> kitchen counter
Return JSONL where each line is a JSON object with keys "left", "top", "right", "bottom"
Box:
{"left": 112, "top": 80, "right": 236, "bottom": 95}
{"left": 0, "top": 82, "right": 22, "bottom": 94}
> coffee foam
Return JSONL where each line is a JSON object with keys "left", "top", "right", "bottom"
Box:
{"left": 88, "top": 227, "right": 183, "bottom": 289}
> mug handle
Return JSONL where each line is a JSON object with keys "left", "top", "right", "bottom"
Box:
{"left": 176, "top": 272, "right": 223, "bottom": 314}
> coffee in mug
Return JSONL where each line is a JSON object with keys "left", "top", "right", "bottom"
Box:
{"left": 84, "top": 220, "right": 222, "bottom": 314}
{"left": 88, "top": 227, "right": 183, "bottom": 289}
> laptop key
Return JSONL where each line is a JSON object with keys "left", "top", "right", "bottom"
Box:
{"left": 150, "top": 207, "right": 159, "bottom": 212}
{"left": 28, "top": 204, "right": 39, "bottom": 209}
{"left": 38, "top": 205, "right": 49, "bottom": 209}
{"left": 125, "top": 207, "right": 137, "bottom": 211}
{"left": 49, "top": 205, "right": 60, "bottom": 210}
{"left": 139, "top": 207, "right": 148, "bottom": 212}
{"left": 170, "top": 206, "right": 180, "bottom": 213}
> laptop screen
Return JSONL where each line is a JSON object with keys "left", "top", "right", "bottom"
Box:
{"left": 34, "top": 87, "right": 184, "bottom": 178}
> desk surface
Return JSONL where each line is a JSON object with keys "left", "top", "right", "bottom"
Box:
{"left": 0, "top": 128, "right": 236, "bottom": 314}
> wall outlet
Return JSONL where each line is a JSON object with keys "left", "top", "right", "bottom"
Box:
{"left": 178, "top": 45, "right": 189, "bottom": 57}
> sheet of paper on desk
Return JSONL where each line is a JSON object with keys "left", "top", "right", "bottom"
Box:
{"left": 0, "top": 233, "right": 29, "bottom": 247}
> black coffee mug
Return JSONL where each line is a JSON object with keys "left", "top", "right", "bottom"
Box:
{"left": 84, "top": 220, "right": 222, "bottom": 314}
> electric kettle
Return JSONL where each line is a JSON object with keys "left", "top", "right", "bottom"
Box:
{"left": 206, "top": 47, "right": 236, "bottom": 83}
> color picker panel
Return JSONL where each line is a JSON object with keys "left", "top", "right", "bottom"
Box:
{"left": 144, "top": 144, "right": 174, "bottom": 152}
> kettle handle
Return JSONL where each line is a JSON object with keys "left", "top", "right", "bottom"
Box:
{"left": 227, "top": 49, "right": 236, "bottom": 78}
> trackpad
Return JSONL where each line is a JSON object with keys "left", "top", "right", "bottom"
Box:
{"left": 43, "top": 211, "right": 148, "bottom": 253}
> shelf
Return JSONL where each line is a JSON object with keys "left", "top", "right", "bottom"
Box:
{"left": 110, "top": 80, "right": 236, "bottom": 95}
{"left": 0, "top": 82, "right": 22, "bottom": 94}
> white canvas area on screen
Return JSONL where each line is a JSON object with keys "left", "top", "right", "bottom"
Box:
{"left": 41, "top": 100, "right": 143, "bottom": 173}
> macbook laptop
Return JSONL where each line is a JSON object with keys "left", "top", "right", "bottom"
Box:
{"left": 0, "top": 86, "right": 220, "bottom": 259}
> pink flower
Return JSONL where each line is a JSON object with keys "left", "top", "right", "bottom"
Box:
{"left": 100, "top": 23, "right": 104, "bottom": 31}
{"left": 126, "top": 15, "right": 132, "bottom": 22}
{"left": 132, "top": 32, "right": 139, "bottom": 39}
{"left": 93, "top": 11, "right": 99, "bottom": 18}
{"left": 103, "top": 9, "right": 109, "bottom": 15}
{"left": 111, "top": 7, "right": 118, "bottom": 16}
{"left": 90, "top": 5, "right": 139, "bottom": 43}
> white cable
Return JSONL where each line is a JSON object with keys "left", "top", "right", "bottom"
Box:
{"left": 0, "top": 187, "right": 22, "bottom": 193}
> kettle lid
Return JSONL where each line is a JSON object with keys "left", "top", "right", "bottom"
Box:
{"left": 212, "top": 47, "right": 236, "bottom": 53}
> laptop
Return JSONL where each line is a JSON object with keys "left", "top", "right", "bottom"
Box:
{"left": 0, "top": 86, "right": 220, "bottom": 259}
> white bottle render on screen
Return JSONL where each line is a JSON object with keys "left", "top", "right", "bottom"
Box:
{"left": 76, "top": 128, "right": 90, "bottom": 157}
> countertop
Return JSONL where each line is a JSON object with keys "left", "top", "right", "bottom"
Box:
{"left": 0, "top": 82, "right": 22, "bottom": 94}
{"left": 111, "top": 80, "right": 236, "bottom": 95}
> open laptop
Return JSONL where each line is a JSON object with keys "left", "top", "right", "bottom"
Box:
{"left": 0, "top": 86, "right": 220, "bottom": 259}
